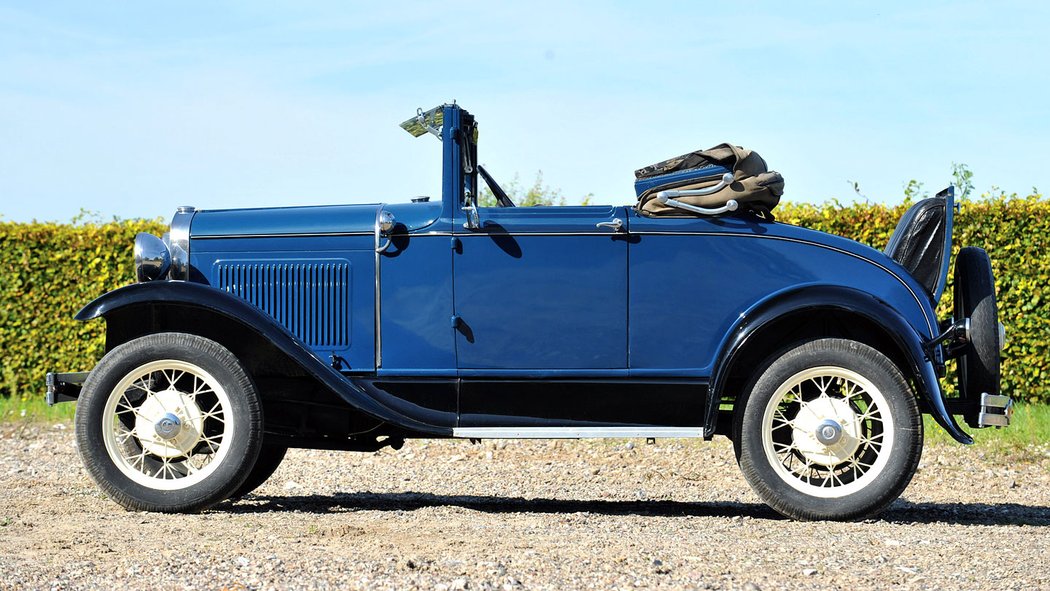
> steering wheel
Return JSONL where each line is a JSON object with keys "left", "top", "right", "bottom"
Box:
{"left": 478, "top": 165, "right": 515, "bottom": 207}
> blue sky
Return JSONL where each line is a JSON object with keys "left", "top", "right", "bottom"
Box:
{"left": 1, "top": 1, "right": 1047, "bottom": 223}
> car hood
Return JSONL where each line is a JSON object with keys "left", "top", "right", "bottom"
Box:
{"left": 189, "top": 202, "right": 442, "bottom": 238}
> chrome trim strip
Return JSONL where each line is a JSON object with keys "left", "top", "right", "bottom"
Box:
{"left": 456, "top": 231, "right": 623, "bottom": 237}
{"left": 382, "top": 231, "right": 632, "bottom": 237}
{"left": 168, "top": 206, "right": 195, "bottom": 280}
{"left": 452, "top": 427, "right": 704, "bottom": 439}
{"left": 374, "top": 208, "right": 384, "bottom": 369}
{"left": 384, "top": 231, "right": 621, "bottom": 237}
{"left": 193, "top": 231, "right": 373, "bottom": 239}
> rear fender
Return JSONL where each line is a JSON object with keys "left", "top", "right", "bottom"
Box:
{"left": 76, "top": 281, "right": 449, "bottom": 436}
{"left": 707, "top": 285, "right": 972, "bottom": 444}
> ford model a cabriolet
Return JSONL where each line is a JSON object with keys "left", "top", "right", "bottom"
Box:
{"left": 48, "top": 104, "right": 1009, "bottom": 521}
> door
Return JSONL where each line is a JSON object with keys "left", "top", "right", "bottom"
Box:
{"left": 452, "top": 205, "right": 629, "bottom": 371}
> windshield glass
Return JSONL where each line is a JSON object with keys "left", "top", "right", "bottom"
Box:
{"left": 399, "top": 105, "right": 444, "bottom": 138}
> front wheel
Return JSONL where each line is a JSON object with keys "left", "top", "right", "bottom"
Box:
{"left": 734, "top": 338, "right": 922, "bottom": 521}
{"left": 228, "top": 443, "right": 288, "bottom": 500}
{"left": 75, "top": 333, "right": 263, "bottom": 513}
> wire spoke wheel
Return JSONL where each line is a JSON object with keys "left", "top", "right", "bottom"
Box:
{"left": 735, "top": 338, "right": 922, "bottom": 521}
{"left": 76, "top": 333, "right": 262, "bottom": 513}
{"left": 102, "top": 360, "right": 233, "bottom": 491}
{"left": 762, "top": 366, "right": 893, "bottom": 498}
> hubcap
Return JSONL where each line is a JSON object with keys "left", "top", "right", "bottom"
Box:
{"left": 815, "top": 419, "right": 843, "bottom": 446}
{"left": 133, "top": 388, "right": 205, "bottom": 458}
{"left": 154, "top": 412, "right": 183, "bottom": 440}
{"left": 791, "top": 396, "right": 861, "bottom": 466}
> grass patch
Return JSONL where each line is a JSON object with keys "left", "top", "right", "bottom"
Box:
{"left": 925, "top": 403, "right": 1050, "bottom": 457}
{"left": 0, "top": 396, "right": 76, "bottom": 423}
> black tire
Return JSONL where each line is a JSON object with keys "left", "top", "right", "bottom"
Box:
{"left": 228, "top": 443, "right": 288, "bottom": 500}
{"left": 954, "top": 246, "right": 1001, "bottom": 406}
{"left": 75, "top": 333, "right": 263, "bottom": 513}
{"left": 733, "top": 338, "right": 923, "bottom": 521}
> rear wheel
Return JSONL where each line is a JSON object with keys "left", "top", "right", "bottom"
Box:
{"left": 734, "top": 338, "right": 922, "bottom": 521}
{"left": 75, "top": 333, "right": 263, "bottom": 513}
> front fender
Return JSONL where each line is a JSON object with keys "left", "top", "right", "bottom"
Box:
{"left": 76, "top": 281, "right": 449, "bottom": 436}
{"left": 707, "top": 285, "right": 971, "bottom": 444}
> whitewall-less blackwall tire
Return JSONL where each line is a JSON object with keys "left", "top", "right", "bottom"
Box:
{"left": 228, "top": 443, "right": 288, "bottom": 500}
{"left": 75, "top": 333, "right": 263, "bottom": 513}
{"left": 734, "top": 338, "right": 923, "bottom": 521}
{"left": 954, "top": 247, "right": 1001, "bottom": 402}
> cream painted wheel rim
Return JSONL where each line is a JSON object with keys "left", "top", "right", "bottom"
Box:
{"left": 761, "top": 366, "right": 894, "bottom": 499}
{"left": 102, "top": 360, "right": 234, "bottom": 490}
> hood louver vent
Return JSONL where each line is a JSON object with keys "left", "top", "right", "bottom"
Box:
{"left": 214, "top": 260, "right": 351, "bottom": 348}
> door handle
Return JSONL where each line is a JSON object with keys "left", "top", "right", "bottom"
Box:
{"left": 595, "top": 218, "right": 624, "bottom": 232}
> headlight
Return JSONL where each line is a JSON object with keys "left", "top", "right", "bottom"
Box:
{"left": 134, "top": 233, "right": 171, "bottom": 282}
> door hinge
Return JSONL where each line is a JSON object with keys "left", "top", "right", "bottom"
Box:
{"left": 451, "top": 315, "right": 463, "bottom": 329}
{"left": 451, "top": 236, "right": 462, "bottom": 252}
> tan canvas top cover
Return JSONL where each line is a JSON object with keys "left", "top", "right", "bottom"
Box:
{"left": 635, "top": 143, "right": 784, "bottom": 218}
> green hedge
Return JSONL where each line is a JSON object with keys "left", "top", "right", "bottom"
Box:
{"left": 777, "top": 193, "right": 1047, "bottom": 403}
{"left": 1, "top": 193, "right": 1046, "bottom": 402}
{"left": 0, "top": 218, "right": 165, "bottom": 398}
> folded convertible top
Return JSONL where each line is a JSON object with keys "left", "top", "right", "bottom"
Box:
{"left": 635, "top": 144, "right": 784, "bottom": 218}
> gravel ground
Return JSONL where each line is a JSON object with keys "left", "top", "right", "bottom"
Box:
{"left": 1, "top": 422, "right": 1048, "bottom": 591}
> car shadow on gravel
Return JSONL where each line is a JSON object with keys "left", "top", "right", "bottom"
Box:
{"left": 223, "top": 493, "right": 1050, "bottom": 526}
{"left": 226, "top": 492, "right": 782, "bottom": 520}
{"left": 884, "top": 501, "right": 1050, "bottom": 526}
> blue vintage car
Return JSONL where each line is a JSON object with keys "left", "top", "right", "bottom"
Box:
{"left": 48, "top": 104, "right": 1009, "bottom": 521}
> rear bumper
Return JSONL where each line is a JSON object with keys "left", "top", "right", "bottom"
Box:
{"left": 944, "top": 392, "right": 1014, "bottom": 428}
{"left": 977, "top": 392, "right": 1013, "bottom": 428}
{"left": 45, "top": 372, "right": 89, "bottom": 405}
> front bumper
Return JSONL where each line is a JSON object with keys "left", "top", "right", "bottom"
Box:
{"left": 45, "top": 372, "right": 88, "bottom": 405}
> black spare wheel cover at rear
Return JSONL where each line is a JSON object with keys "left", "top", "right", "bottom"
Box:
{"left": 954, "top": 246, "right": 1000, "bottom": 401}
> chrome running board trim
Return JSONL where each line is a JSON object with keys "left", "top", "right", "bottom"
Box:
{"left": 452, "top": 427, "right": 704, "bottom": 439}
